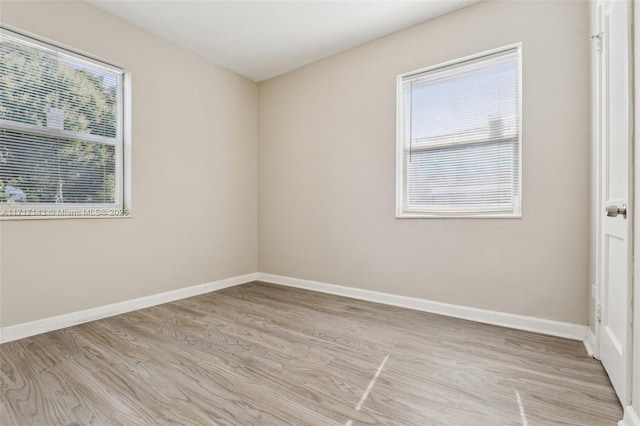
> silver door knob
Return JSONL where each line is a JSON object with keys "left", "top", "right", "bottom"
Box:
{"left": 606, "top": 204, "right": 627, "bottom": 218}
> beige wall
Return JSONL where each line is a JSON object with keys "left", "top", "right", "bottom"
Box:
{"left": 0, "top": 1, "right": 258, "bottom": 327}
{"left": 258, "top": 0, "right": 591, "bottom": 324}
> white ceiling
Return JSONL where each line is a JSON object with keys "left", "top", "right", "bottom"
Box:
{"left": 87, "top": 0, "right": 478, "bottom": 82}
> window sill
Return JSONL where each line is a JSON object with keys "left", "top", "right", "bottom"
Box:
{"left": 0, "top": 211, "right": 132, "bottom": 221}
{"left": 396, "top": 213, "right": 522, "bottom": 219}
{"left": 0, "top": 215, "right": 132, "bottom": 221}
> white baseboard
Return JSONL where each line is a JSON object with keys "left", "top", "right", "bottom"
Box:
{"left": 1, "top": 271, "right": 590, "bottom": 344}
{"left": 257, "top": 273, "right": 588, "bottom": 341}
{"left": 0, "top": 273, "right": 257, "bottom": 344}
{"left": 619, "top": 406, "right": 640, "bottom": 426}
{"left": 584, "top": 327, "right": 598, "bottom": 358}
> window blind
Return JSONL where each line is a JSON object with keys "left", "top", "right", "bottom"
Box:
{"left": 0, "top": 29, "right": 124, "bottom": 214}
{"left": 397, "top": 46, "right": 521, "bottom": 217}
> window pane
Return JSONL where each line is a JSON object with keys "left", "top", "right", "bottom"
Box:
{"left": 0, "top": 34, "right": 120, "bottom": 138}
{"left": 406, "top": 140, "right": 517, "bottom": 210}
{"left": 0, "top": 129, "right": 116, "bottom": 204}
{"left": 406, "top": 52, "right": 518, "bottom": 144}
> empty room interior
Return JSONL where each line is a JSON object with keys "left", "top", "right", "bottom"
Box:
{"left": 1, "top": 0, "right": 640, "bottom": 425}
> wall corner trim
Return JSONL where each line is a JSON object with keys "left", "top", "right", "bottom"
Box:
{"left": 619, "top": 406, "right": 640, "bottom": 426}
{"left": 0, "top": 273, "right": 258, "bottom": 344}
{"left": 257, "top": 273, "right": 589, "bottom": 341}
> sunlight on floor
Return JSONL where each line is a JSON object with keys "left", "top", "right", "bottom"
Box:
{"left": 345, "top": 354, "right": 390, "bottom": 425}
{"left": 515, "top": 390, "right": 529, "bottom": 426}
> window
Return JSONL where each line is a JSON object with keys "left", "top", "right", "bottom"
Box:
{"left": 0, "top": 28, "right": 129, "bottom": 218}
{"left": 396, "top": 45, "right": 521, "bottom": 218}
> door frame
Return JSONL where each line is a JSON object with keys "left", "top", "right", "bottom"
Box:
{"left": 591, "top": 0, "right": 603, "bottom": 361}
{"left": 630, "top": 2, "right": 640, "bottom": 424}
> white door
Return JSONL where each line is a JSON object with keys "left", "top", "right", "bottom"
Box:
{"left": 597, "top": 0, "right": 633, "bottom": 406}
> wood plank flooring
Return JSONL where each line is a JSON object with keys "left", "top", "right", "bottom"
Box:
{"left": 0, "top": 282, "right": 622, "bottom": 425}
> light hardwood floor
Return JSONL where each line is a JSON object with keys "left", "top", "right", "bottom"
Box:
{"left": 0, "top": 282, "right": 622, "bottom": 425}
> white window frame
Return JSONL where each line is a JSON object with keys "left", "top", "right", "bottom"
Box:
{"left": 0, "top": 26, "right": 132, "bottom": 220}
{"left": 396, "top": 44, "right": 523, "bottom": 219}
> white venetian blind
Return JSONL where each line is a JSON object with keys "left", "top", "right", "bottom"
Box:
{"left": 398, "top": 47, "right": 521, "bottom": 216}
{"left": 0, "top": 29, "right": 124, "bottom": 210}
